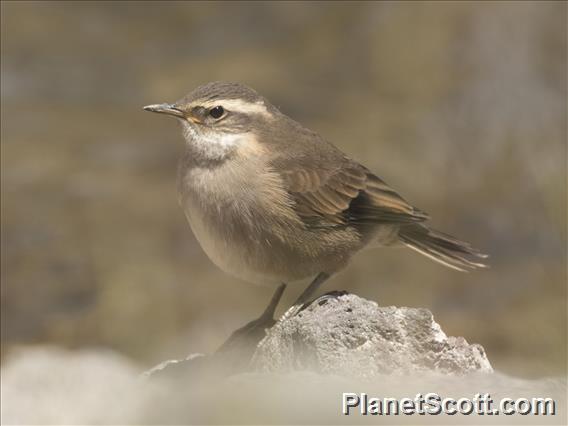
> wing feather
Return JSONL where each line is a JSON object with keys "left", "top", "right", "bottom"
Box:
{"left": 278, "top": 160, "right": 428, "bottom": 229}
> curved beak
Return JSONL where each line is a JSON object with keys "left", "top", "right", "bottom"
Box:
{"left": 143, "top": 103, "right": 184, "bottom": 118}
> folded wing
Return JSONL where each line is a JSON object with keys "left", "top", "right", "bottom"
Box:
{"left": 278, "top": 160, "right": 429, "bottom": 229}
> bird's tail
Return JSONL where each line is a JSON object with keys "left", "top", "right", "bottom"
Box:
{"left": 399, "top": 224, "right": 488, "bottom": 272}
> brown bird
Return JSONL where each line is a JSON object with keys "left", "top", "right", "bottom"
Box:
{"left": 144, "top": 81, "right": 487, "bottom": 325}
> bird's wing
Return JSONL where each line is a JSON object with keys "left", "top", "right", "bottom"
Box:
{"left": 277, "top": 159, "right": 429, "bottom": 228}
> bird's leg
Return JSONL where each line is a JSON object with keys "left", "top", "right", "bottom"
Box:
{"left": 217, "top": 283, "right": 287, "bottom": 353}
{"left": 257, "top": 282, "right": 287, "bottom": 323}
{"left": 279, "top": 272, "right": 331, "bottom": 322}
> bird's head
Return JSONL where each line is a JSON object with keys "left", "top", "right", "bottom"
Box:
{"left": 144, "top": 81, "right": 278, "bottom": 161}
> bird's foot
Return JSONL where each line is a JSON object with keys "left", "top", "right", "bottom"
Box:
{"left": 216, "top": 283, "right": 286, "bottom": 355}
{"left": 277, "top": 290, "right": 348, "bottom": 324}
{"left": 217, "top": 312, "right": 276, "bottom": 354}
{"left": 278, "top": 303, "right": 305, "bottom": 323}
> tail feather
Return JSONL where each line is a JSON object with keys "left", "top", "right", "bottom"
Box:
{"left": 399, "top": 224, "right": 488, "bottom": 272}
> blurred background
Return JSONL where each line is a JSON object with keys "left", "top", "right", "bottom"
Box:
{"left": 1, "top": 1, "right": 566, "bottom": 379}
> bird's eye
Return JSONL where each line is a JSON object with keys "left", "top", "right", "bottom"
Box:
{"left": 209, "top": 106, "right": 225, "bottom": 119}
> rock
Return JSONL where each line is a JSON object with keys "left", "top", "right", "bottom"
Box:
{"left": 253, "top": 292, "right": 492, "bottom": 376}
{"left": 3, "top": 347, "right": 564, "bottom": 425}
{"left": 0, "top": 347, "right": 155, "bottom": 425}
{"left": 146, "top": 292, "right": 492, "bottom": 379}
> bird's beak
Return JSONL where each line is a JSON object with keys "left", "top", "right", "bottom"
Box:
{"left": 143, "top": 103, "right": 184, "bottom": 118}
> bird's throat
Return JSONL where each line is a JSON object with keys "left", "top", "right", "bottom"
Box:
{"left": 180, "top": 121, "right": 242, "bottom": 161}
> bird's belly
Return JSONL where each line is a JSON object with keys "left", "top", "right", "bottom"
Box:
{"left": 182, "top": 202, "right": 360, "bottom": 286}
{"left": 183, "top": 204, "right": 303, "bottom": 285}
{"left": 185, "top": 209, "right": 258, "bottom": 284}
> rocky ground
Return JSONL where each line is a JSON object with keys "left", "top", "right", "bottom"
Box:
{"left": 3, "top": 294, "right": 565, "bottom": 425}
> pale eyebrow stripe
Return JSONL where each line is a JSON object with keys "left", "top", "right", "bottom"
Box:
{"left": 199, "top": 99, "right": 272, "bottom": 117}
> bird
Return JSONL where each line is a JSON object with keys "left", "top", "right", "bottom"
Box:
{"left": 144, "top": 81, "right": 487, "bottom": 327}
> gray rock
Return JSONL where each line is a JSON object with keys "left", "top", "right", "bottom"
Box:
{"left": 252, "top": 292, "right": 492, "bottom": 376}
{"left": 144, "top": 292, "right": 492, "bottom": 380}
